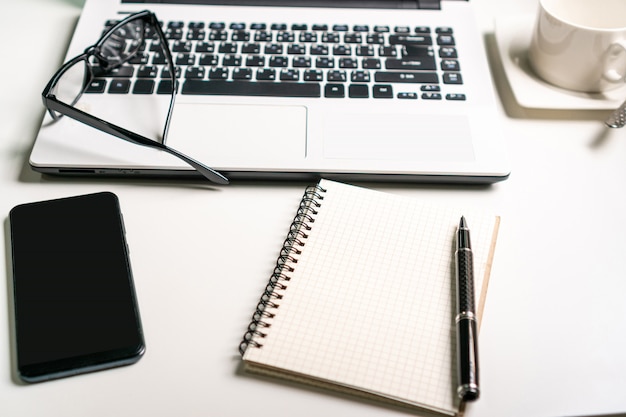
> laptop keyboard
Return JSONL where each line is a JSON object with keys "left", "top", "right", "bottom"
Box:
{"left": 88, "top": 20, "right": 466, "bottom": 101}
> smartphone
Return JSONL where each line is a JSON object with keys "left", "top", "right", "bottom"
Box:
{"left": 9, "top": 192, "right": 145, "bottom": 383}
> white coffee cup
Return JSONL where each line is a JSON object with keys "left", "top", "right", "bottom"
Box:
{"left": 528, "top": 0, "right": 626, "bottom": 93}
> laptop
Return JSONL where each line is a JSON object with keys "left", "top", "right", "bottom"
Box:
{"left": 31, "top": 0, "right": 510, "bottom": 184}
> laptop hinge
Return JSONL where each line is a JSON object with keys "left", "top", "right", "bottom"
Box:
{"left": 416, "top": 0, "right": 441, "bottom": 9}
{"left": 122, "top": 0, "right": 444, "bottom": 9}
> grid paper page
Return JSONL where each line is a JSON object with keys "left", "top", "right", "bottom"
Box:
{"left": 243, "top": 179, "right": 499, "bottom": 415}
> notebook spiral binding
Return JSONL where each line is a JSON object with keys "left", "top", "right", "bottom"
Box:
{"left": 239, "top": 184, "right": 327, "bottom": 355}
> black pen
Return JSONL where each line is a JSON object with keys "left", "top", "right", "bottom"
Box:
{"left": 455, "top": 216, "right": 480, "bottom": 401}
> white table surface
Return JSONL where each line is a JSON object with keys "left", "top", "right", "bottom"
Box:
{"left": 1, "top": 1, "right": 625, "bottom": 416}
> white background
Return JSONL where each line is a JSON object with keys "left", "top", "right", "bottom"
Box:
{"left": 1, "top": 1, "right": 625, "bottom": 416}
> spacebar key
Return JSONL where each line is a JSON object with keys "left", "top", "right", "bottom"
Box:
{"left": 182, "top": 80, "right": 321, "bottom": 97}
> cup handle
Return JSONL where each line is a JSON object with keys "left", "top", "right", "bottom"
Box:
{"left": 604, "top": 40, "right": 626, "bottom": 83}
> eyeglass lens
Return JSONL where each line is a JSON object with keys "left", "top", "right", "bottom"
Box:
{"left": 97, "top": 19, "right": 145, "bottom": 68}
{"left": 52, "top": 15, "right": 174, "bottom": 139}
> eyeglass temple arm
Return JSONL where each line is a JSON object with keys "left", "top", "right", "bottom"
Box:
{"left": 101, "top": 120, "right": 229, "bottom": 185}
{"left": 122, "top": 132, "right": 229, "bottom": 185}
{"left": 45, "top": 98, "right": 229, "bottom": 185}
{"left": 160, "top": 144, "right": 229, "bottom": 185}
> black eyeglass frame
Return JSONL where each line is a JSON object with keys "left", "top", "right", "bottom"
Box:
{"left": 41, "top": 10, "right": 228, "bottom": 185}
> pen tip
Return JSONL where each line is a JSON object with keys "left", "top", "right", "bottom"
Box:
{"left": 460, "top": 216, "right": 467, "bottom": 228}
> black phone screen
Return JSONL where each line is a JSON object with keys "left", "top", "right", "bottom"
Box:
{"left": 9, "top": 192, "right": 145, "bottom": 382}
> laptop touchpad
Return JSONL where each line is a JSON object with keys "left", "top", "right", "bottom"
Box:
{"left": 166, "top": 103, "right": 307, "bottom": 164}
{"left": 324, "top": 113, "right": 474, "bottom": 162}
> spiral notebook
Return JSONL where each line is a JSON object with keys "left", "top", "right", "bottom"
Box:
{"left": 239, "top": 179, "right": 500, "bottom": 416}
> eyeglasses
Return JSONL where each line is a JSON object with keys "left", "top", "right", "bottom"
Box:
{"left": 42, "top": 10, "right": 229, "bottom": 185}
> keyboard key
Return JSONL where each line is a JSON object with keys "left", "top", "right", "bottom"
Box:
{"left": 300, "top": 32, "right": 317, "bottom": 42}
{"left": 344, "top": 33, "right": 362, "bottom": 43}
{"left": 280, "top": 68, "right": 300, "bottom": 81}
{"left": 222, "top": 55, "right": 242, "bottom": 66}
{"left": 157, "top": 80, "right": 177, "bottom": 94}
{"left": 200, "top": 54, "right": 219, "bottom": 66}
{"left": 209, "top": 68, "right": 229, "bottom": 79}
{"left": 242, "top": 43, "right": 260, "bottom": 54}
{"left": 339, "top": 58, "right": 358, "bottom": 68}
{"left": 276, "top": 31, "right": 295, "bottom": 42}
{"left": 288, "top": 44, "right": 306, "bottom": 54}
{"left": 389, "top": 35, "right": 433, "bottom": 46}
{"left": 333, "top": 45, "right": 351, "bottom": 55}
{"left": 269, "top": 56, "right": 289, "bottom": 67}
{"left": 333, "top": 24, "right": 349, "bottom": 31}
{"left": 265, "top": 43, "right": 283, "bottom": 54}
{"left": 233, "top": 68, "right": 253, "bottom": 80}
{"left": 219, "top": 43, "right": 238, "bottom": 53}
{"left": 93, "top": 65, "right": 134, "bottom": 78}
{"left": 184, "top": 67, "right": 205, "bottom": 79}
{"left": 441, "top": 60, "right": 460, "bottom": 71}
{"left": 437, "top": 35, "right": 456, "bottom": 46}
{"left": 196, "top": 42, "right": 215, "bottom": 53}
{"left": 182, "top": 80, "right": 321, "bottom": 97}
{"left": 446, "top": 93, "right": 466, "bottom": 101}
{"left": 403, "top": 45, "right": 435, "bottom": 57}
{"left": 316, "top": 57, "right": 335, "bottom": 68}
{"left": 108, "top": 79, "right": 131, "bottom": 94}
{"left": 176, "top": 53, "right": 196, "bottom": 66}
{"left": 271, "top": 23, "right": 287, "bottom": 31}
{"left": 293, "top": 56, "right": 312, "bottom": 67}
{"left": 322, "top": 33, "right": 340, "bottom": 43}
{"left": 129, "top": 53, "right": 149, "bottom": 65}
{"left": 232, "top": 30, "right": 250, "bottom": 41}
{"left": 373, "top": 84, "right": 393, "bottom": 98}
{"left": 422, "top": 92, "right": 442, "bottom": 100}
{"left": 375, "top": 71, "right": 439, "bottom": 84}
{"left": 312, "top": 24, "right": 328, "bottom": 31}
{"left": 415, "top": 26, "right": 431, "bottom": 34}
{"left": 421, "top": 85, "right": 441, "bottom": 91}
{"left": 209, "top": 31, "right": 228, "bottom": 41}
{"left": 165, "top": 28, "right": 183, "bottom": 40}
{"left": 85, "top": 79, "right": 107, "bottom": 93}
{"left": 443, "top": 72, "right": 463, "bottom": 84}
{"left": 351, "top": 70, "right": 370, "bottom": 82}
{"left": 325, "top": 83, "right": 345, "bottom": 98}
{"left": 161, "top": 67, "right": 181, "bottom": 79}
{"left": 245, "top": 55, "right": 265, "bottom": 66}
{"left": 256, "top": 68, "right": 276, "bottom": 80}
{"left": 349, "top": 84, "right": 369, "bottom": 98}
{"left": 303, "top": 69, "right": 323, "bottom": 81}
{"left": 310, "top": 44, "right": 329, "bottom": 55}
{"left": 379, "top": 46, "right": 397, "bottom": 57}
{"left": 356, "top": 45, "right": 374, "bottom": 56}
{"left": 172, "top": 41, "right": 192, "bottom": 52}
{"left": 187, "top": 28, "right": 206, "bottom": 41}
{"left": 397, "top": 92, "right": 418, "bottom": 99}
{"left": 132, "top": 79, "right": 155, "bottom": 94}
{"left": 362, "top": 58, "right": 381, "bottom": 69}
{"left": 137, "top": 65, "right": 158, "bottom": 78}
{"left": 385, "top": 57, "right": 436, "bottom": 71}
{"left": 254, "top": 31, "right": 272, "bottom": 42}
{"left": 327, "top": 70, "right": 346, "bottom": 82}
{"left": 439, "top": 47, "right": 458, "bottom": 58}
